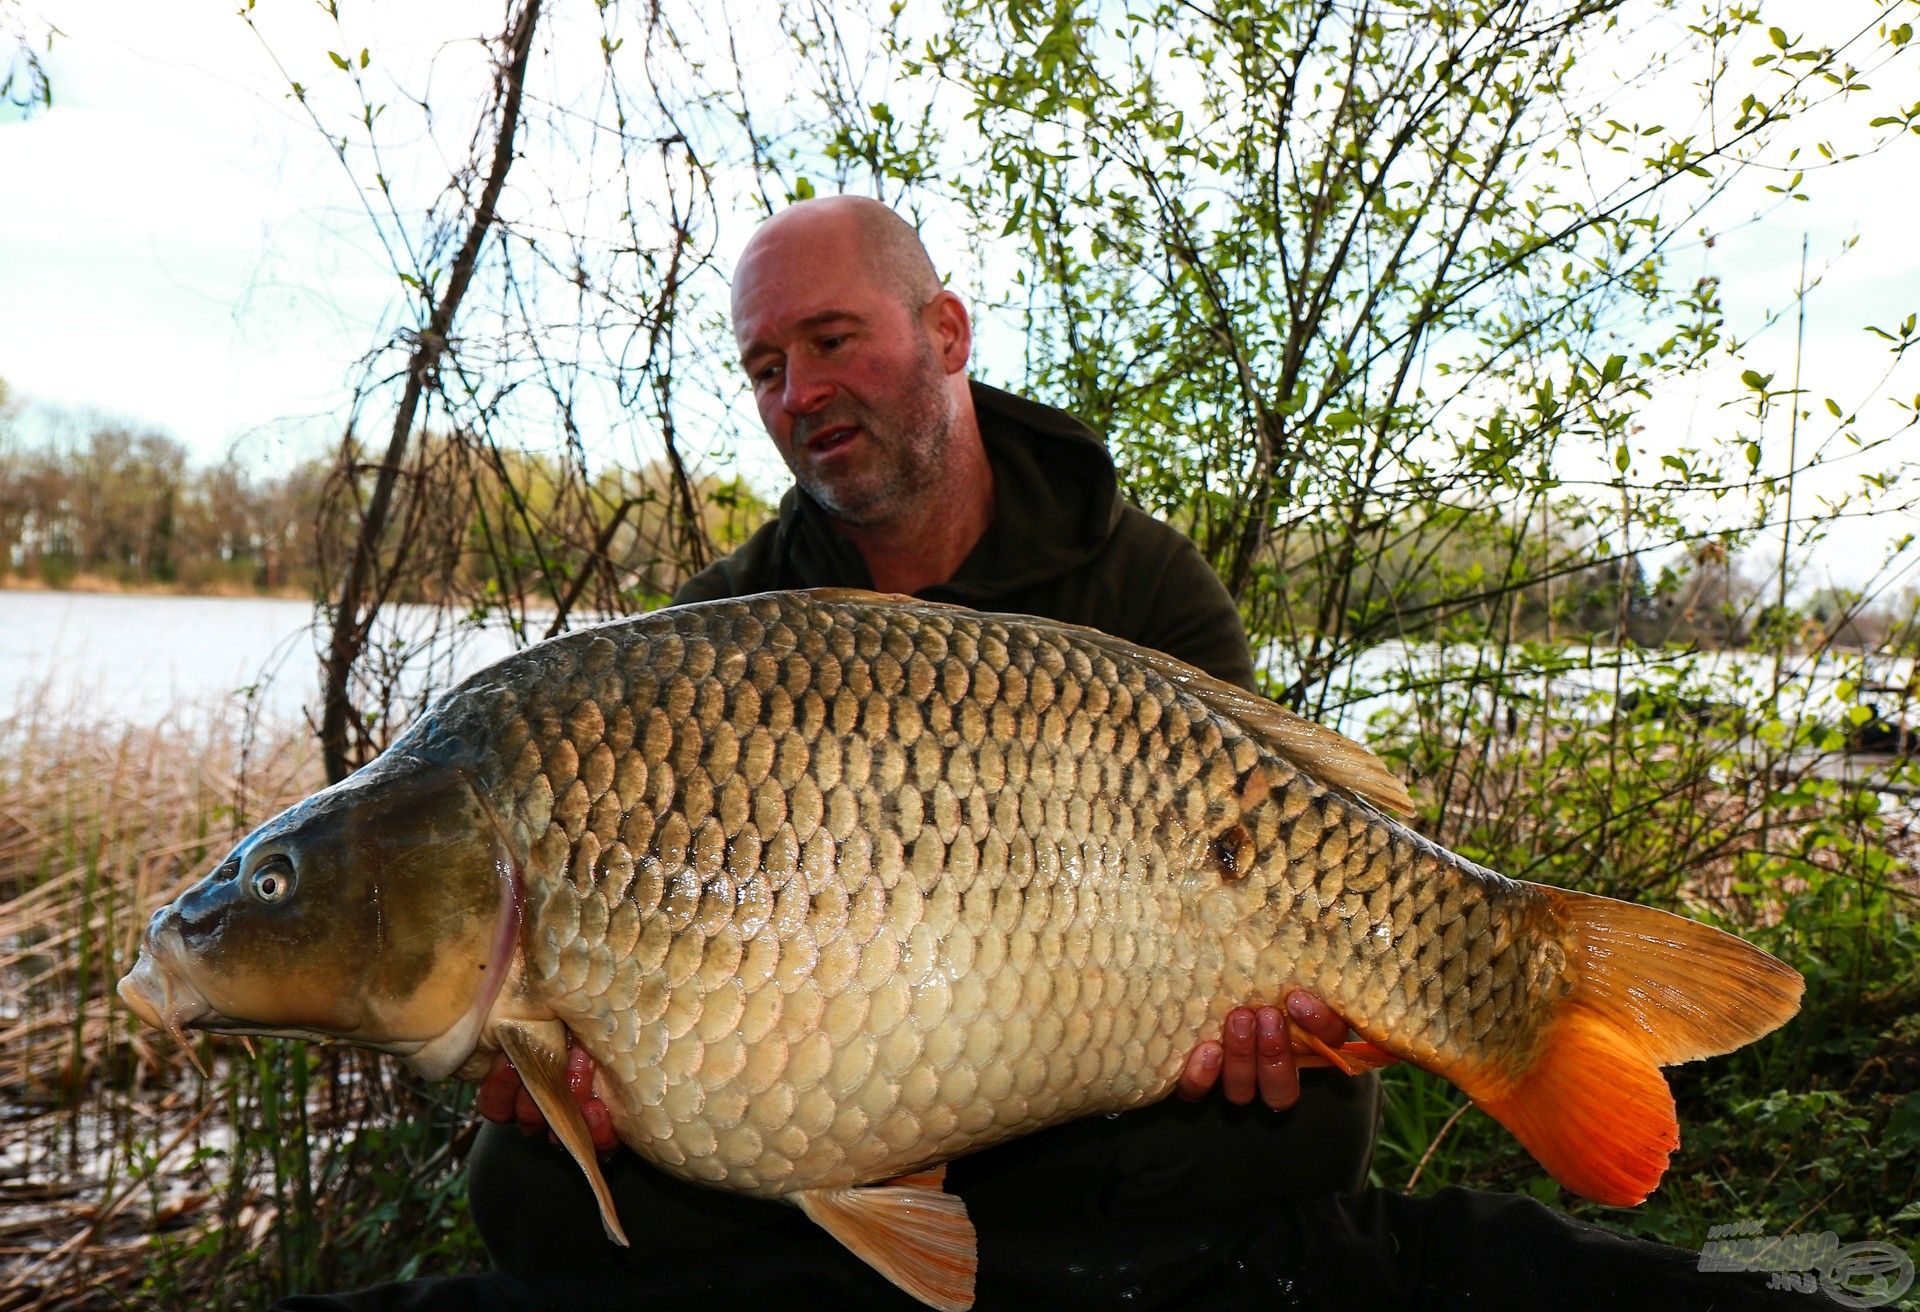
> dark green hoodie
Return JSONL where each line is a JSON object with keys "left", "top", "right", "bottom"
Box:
{"left": 676, "top": 380, "right": 1258, "bottom": 693}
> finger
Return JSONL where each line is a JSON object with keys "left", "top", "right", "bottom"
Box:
{"left": 1255, "top": 1005, "right": 1301, "bottom": 1111}
{"left": 565, "top": 1043, "right": 597, "bottom": 1104}
{"left": 1221, "top": 1007, "right": 1257, "bottom": 1105}
{"left": 1177, "top": 1041, "right": 1224, "bottom": 1101}
{"left": 581, "top": 1100, "right": 618, "bottom": 1157}
{"left": 1286, "top": 990, "right": 1351, "bottom": 1046}
{"left": 475, "top": 1055, "right": 520, "bottom": 1125}
{"left": 514, "top": 1084, "right": 546, "bottom": 1137}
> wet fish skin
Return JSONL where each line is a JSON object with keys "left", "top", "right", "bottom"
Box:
{"left": 413, "top": 591, "right": 1788, "bottom": 1196}
{"left": 121, "top": 589, "right": 1803, "bottom": 1310}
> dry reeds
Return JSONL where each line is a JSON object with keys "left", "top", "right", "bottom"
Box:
{"left": 0, "top": 703, "right": 374, "bottom": 1312}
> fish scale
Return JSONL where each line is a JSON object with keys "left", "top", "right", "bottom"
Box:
{"left": 431, "top": 592, "right": 1557, "bottom": 1197}
{"left": 121, "top": 588, "right": 1803, "bottom": 1311}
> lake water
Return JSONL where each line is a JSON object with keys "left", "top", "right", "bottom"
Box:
{"left": 0, "top": 591, "right": 525, "bottom": 726}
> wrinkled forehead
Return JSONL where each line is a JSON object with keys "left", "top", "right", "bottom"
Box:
{"left": 731, "top": 223, "right": 896, "bottom": 347}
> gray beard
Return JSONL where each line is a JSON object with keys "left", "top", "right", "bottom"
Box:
{"left": 791, "top": 341, "right": 957, "bottom": 528}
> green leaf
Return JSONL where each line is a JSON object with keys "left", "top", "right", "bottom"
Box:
{"left": 1768, "top": 26, "right": 1789, "bottom": 49}
{"left": 1745, "top": 441, "right": 1762, "bottom": 470}
{"left": 359, "top": 48, "right": 370, "bottom": 69}
{"left": 1613, "top": 445, "right": 1630, "bottom": 472}
{"left": 328, "top": 50, "right": 350, "bottom": 71}
{"left": 793, "top": 175, "right": 816, "bottom": 200}
{"left": 1740, "top": 368, "right": 1772, "bottom": 391}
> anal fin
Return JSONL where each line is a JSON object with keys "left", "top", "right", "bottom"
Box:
{"left": 885, "top": 1165, "right": 948, "bottom": 1190}
{"left": 494, "top": 1019, "right": 628, "bottom": 1247}
{"left": 794, "top": 1173, "right": 976, "bottom": 1311}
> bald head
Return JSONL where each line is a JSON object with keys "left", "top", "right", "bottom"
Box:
{"left": 734, "top": 196, "right": 943, "bottom": 317}
{"left": 727, "top": 193, "right": 987, "bottom": 574}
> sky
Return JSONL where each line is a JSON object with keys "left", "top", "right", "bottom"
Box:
{"left": 1, "top": 2, "right": 502, "bottom": 463}
{"left": 2, "top": 1, "right": 1918, "bottom": 588}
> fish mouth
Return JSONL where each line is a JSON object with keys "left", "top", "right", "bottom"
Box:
{"left": 119, "top": 931, "right": 350, "bottom": 1070}
{"left": 118, "top": 928, "right": 216, "bottom": 1075}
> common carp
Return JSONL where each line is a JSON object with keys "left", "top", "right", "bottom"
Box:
{"left": 120, "top": 589, "right": 1802, "bottom": 1309}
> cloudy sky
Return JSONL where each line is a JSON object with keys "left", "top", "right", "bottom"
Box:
{"left": 2, "top": 2, "right": 494, "bottom": 461}
{"left": 3, "top": 1, "right": 1918, "bottom": 586}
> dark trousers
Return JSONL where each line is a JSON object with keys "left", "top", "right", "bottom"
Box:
{"left": 277, "top": 1073, "right": 1827, "bottom": 1310}
{"left": 275, "top": 1187, "right": 1833, "bottom": 1310}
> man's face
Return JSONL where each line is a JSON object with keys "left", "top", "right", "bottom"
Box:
{"left": 732, "top": 223, "right": 958, "bottom": 527}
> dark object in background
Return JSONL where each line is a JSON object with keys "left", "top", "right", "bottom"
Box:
{"left": 1617, "top": 689, "right": 1747, "bottom": 730}
{"left": 1844, "top": 702, "right": 1910, "bottom": 755}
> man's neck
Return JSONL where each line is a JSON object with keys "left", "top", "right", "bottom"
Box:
{"left": 838, "top": 411, "right": 995, "bottom": 597}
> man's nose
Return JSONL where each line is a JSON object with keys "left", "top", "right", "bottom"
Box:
{"left": 781, "top": 356, "right": 833, "bottom": 415}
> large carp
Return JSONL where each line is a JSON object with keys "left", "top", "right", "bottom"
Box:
{"left": 120, "top": 590, "right": 1802, "bottom": 1309}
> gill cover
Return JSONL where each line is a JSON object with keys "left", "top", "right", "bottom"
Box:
{"left": 130, "top": 758, "right": 518, "bottom": 1077}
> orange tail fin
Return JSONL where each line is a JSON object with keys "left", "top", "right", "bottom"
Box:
{"left": 1466, "top": 890, "right": 1803, "bottom": 1206}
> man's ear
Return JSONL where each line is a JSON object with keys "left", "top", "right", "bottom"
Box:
{"left": 924, "top": 290, "right": 973, "bottom": 374}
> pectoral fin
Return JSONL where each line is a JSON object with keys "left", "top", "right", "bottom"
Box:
{"left": 494, "top": 1018, "right": 628, "bottom": 1247}
{"left": 793, "top": 1168, "right": 976, "bottom": 1311}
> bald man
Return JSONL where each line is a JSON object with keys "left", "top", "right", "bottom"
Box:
{"left": 460, "top": 196, "right": 1379, "bottom": 1305}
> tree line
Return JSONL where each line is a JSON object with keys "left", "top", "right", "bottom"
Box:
{"left": 0, "top": 383, "right": 768, "bottom": 604}
{"left": 0, "top": 396, "right": 331, "bottom": 594}
{"left": 5, "top": 377, "right": 1907, "bottom": 656}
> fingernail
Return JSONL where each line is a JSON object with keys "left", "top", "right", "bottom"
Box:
{"left": 1198, "top": 1045, "right": 1222, "bottom": 1071}
{"left": 1286, "top": 992, "right": 1317, "bottom": 1021}
{"left": 1228, "top": 1011, "right": 1254, "bottom": 1042}
{"left": 1257, "top": 1008, "right": 1282, "bottom": 1047}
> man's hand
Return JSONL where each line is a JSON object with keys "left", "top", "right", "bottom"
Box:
{"left": 476, "top": 1043, "right": 620, "bottom": 1157}
{"left": 1176, "top": 991, "right": 1349, "bottom": 1111}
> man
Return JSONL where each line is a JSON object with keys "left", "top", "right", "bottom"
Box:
{"left": 465, "top": 194, "right": 1380, "bottom": 1304}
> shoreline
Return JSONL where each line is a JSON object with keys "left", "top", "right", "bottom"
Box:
{"left": 0, "top": 575, "right": 315, "bottom": 601}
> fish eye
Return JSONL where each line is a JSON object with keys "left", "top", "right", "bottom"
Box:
{"left": 248, "top": 856, "right": 297, "bottom": 905}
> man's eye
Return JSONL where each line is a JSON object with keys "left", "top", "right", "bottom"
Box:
{"left": 819, "top": 335, "right": 848, "bottom": 351}
{"left": 751, "top": 362, "right": 782, "bottom": 385}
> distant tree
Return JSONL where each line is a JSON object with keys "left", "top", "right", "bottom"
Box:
{"left": 59, "top": 426, "right": 188, "bottom": 581}
{"left": 0, "top": 381, "right": 28, "bottom": 574}
{"left": 0, "top": 397, "right": 331, "bottom": 593}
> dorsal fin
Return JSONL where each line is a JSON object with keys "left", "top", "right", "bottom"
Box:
{"left": 795, "top": 589, "right": 1415, "bottom": 817}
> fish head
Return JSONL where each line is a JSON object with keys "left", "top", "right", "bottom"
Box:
{"left": 118, "top": 758, "right": 521, "bottom": 1079}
